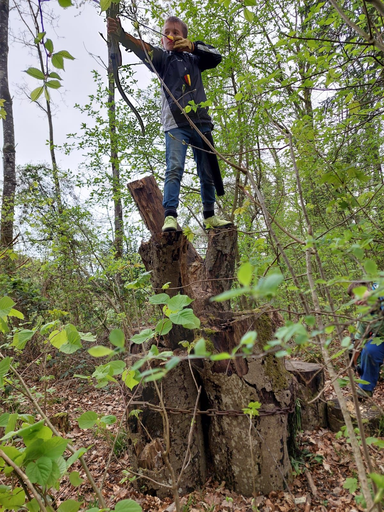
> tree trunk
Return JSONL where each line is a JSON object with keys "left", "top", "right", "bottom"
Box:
{"left": 0, "top": 0, "right": 16, "bottom": 250}
{"left": 127, "top": 176, "right": 294, "bottom": 497}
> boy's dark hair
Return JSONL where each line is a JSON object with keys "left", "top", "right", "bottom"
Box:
{"left": 347, "top": 280, "right": 370, "bottom": 297}
{"left": 165, "top": 16, "right": 188, "bottom": 37}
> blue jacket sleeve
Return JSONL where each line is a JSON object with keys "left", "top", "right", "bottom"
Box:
{"left": 192, "top": 41, "right": 222, "bottom": 71}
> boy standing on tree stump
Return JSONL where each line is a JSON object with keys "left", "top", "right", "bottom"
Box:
{"left": 107, "top": 15, "right": 232, "bottom": 232}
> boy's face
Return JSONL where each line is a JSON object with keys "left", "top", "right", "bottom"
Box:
{"left": 162, "top": 21, "right": 184, "bottom": 51}
{"left": 353, "top": 290, "right": 371, "bottom": 306}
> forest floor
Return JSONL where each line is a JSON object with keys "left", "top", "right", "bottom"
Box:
{"left": 7, "top": 363, "right": 384, "bottom": 512}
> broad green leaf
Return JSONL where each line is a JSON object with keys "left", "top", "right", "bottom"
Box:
{"left": 88, "top": 346, "right": 114, "bottom": 357}
{"left": 234, "top": 92, "right": 243, "bottom": 102}
{"left": 44, "top": 39, "right": 54, "bottom": 53}
{"left": 167, "top": 294, "right": 193, "bottom": 311}
{"left": 48, "top": 71, "right": 62, "bottom": 79}
{"left": 237, "top": 262, "right": 253, "bottom": 286}
{"left": 122, "top": 369, "right": 140, "bottom": 390}
{"left": 148, "top": 293, "right": 169, "bottom": 305}
{"left": 99, "top": 415, "right": 116, "bottom": 425}
{"left": 69, "top": 471, "right": 84, "bottom": 487}
{"left": 212, "top": 286, "right": 251, "bottom": 302}
{"left": 26, "top": 498, "right": 40, "bottom": 512}
{"left": 34, "top": 32, "right": 46, "bottom": 44}
{"left": 165, "top": 356, "right": 180, "bottom": 370}
{"left": 25, "top": 67, "right": 45, "bottom": 80}
{"left": 57, "top": 500, "right": 81, "bottom": 512}
{"left": 5, "top": 413, "right": 17, "bottom": 435}
{"left": 155, "top": 318, "right": 172, "bottom": 335}
{"left": 58, "top": 0, "right": 72, "bottom": 7}
{"left": 0, "top": 413, "right": 9, "bottom": 427}
{"left": 49, "top": 329, "right": 68, "bottom": 349}
{"left": 244, "top": 7, "right": 254, "bottom": 21}
{"left": 256, "top": 273, "right": 284, "bottom": 297}
{"left": 0, "top": 297, "right": 15, "bottom": 318}
{"left": 30, "top": 86, "right": 44, "bottom": 101}
{"left": 240, "top": 331, "right": 257, "bottom": 346}
{"left": 364, "top": 259, "right": 377, "bottom": 275}
{"left": 78, "top": 411, "right": 98, "bottom": 429}
{"left": 109, "top": 329, "right": 125, "bottom": 348}
{"left": 26, "top": 457, "right": 52, "bottom": 485}
{"left": 210, "top": 352, "right": 231, "bottom": 361}
{"left": 0, "top": 487, "right": 25, "bottom": 508}
{"left": 343, "top": 477, "right": 358, "bottom": 493}
{"left": 108, "top": 360, "right": 126, "bottom": 375}
{"left": 0, "top": 357, "right": 11, "bottom": 378}
{"left": 9, "top": 307, "right": 24, "bottom": 319}
{"left": 66, "top": 447, "right": 87, "bottom": 469}
{"left": 193, "top": 338, "right": 208, "bottom": 356}
{"left": 51, "top": 53, "right": 64, "bottom": 69}
{"left": 42, "top": 437, "right": 68, "bottom": 458}
{"left": 370, "top": 472, "right": 384, "bottom": 488}
{"left": 12, "top": 329, "right": 35, "bottom": 350}
{"left": 100, "top": 0, "right": 112, "bottom": 10}
{"left": 55, "top": 50, "right": 75, "bottom": 60}
{"left": 46, "top": 80, "right": 61, "bottom": 89}
{"left": 114, "top": 499, "right": 142, "bottom": 512}
{"left": 169, "top": 309, "right": 200, "bottom": 329}
{"left": 130, "top": 329, "right": 155, "bottom": 345}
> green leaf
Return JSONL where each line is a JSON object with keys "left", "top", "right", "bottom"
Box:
{"left": 240, "top": 331, "right": 257, "bottom": 346}
{"left": 108, "top": 360, "right": 126, "bottom": 375}
{"left": 34, "top": 32, "right": 46, "bottom": 44}
{"left": 210, "top": 352, "right": 231, "bottom": 361}
{"left": 193, "top": 338, "right": 208, "bottom": 356}
{"left": 100, "top": 0, "right": 112, "bottom": 11}
{"left": 78, "top": 411, "right": 98, "bottom": 429}
{"left": 370, "top": 472, "right": 384, "bottom": 488}
{"left": 165, "top": 356, "right": 180, "bottom": 370}
{"left": 0, "top": 413, "right": 9, "bottom": 427}
{"left": 12, "top": 329, "right": 35, "bottom": 350}
{"left": 212, "top": 286, "right": 251, "bottom": 302}
{"left": 25, "top": 67, "right": 45, "bottom": 80}
{"left": 169, "top": 308, "right": 200, "bottom": 329}
{"left": 155, "top": 318, "right": 172, "bottom": 335}
{"left": 99, "top": 415, "right": 116, "bottom": 425}
{"left": 364, "top": 259, "right": 377, "bottom": 275}
{"left": 166, "top": 294, "right": 193, "bottom": 311}
{"left": 114, "top": 499, "right": 142, "bottom": 512}
{"left": 122, "top": 369, "right": 140, "bottom": 390}
{"left": 26, "top": 457, "right": 52, "bottom": 485}
{"left": 0, "top": 357, "right": 11, "bottom": 378}
{"left": 26, "top": 498, "right": 40, "bottom": 512}
{"left": 42, "top": 437, "right": 68, "bottom": 458}
{"left": 234, "top": 92, "right": 243, "bottom": 102}
{"left": 88, "top": 346, "right": 114, "bottom": 357}
{"left": 66, "top": 448, "right": 87, "bottom": 469}
{"left": 48, "top": 71, "right": 62, "bottom": 79}
{"left": 69, "top": 471, "right": 84, "bottom": 487}
{"left": 51, "top": 53, "right": 64, "bottom": 69}
{"left": 0, "top": 296, "right": 15, "bottom": 318}
{"left": 46, "top": 80, "right": 61, "bottom": 89}
{"left": 57, "top": 500, "right": 81, "bottom": 512}
{"left": 55, "top": 50, "right": 75, "bottom": 60}
{"left": 244, "top": 7, "right": 254, "bottom": 21}
{"left": 130, "top": 328, "right": 155, "bottom": 344}
{"left": 256, "top": 273, "right": 284, "bottom": 297}
{"left": 58, "top": 0, "right": 73, "bottom": 7}
{"left": 44, "top": 39, "right": 54, "bottom": 53}
{"left": 148, "top": 293, "right": 170, "bottom": 305}
{"left": 31, "top": 86, "right": 45, "bottom": 101}
{"left": 109, "top": 329, "right": 125, "bottom": 348}
{"left": 0, "top": 487, "right": 25, "bottom": 508}
{"left": 9, "top": 307, "right": 24, "bottom": 319}
{"left": 343, "top": 477, "right": 358, "bottom": 493}
{"left": 237, "top": 262, "right": 253, "bottom": 286}
{"left": 49, "top": 329, "right": 67, "bottom": 349}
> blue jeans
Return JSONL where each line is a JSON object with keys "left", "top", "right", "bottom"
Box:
{"left": 358, "top": 338, "right": 384, "bottom": 392}
{"left": 163, "top": 126, "right": 216, "bottom": 213}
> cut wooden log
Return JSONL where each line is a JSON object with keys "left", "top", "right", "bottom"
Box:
{"left": 285, "top": 360, "right": 327, "bottom": 430}
{"left": 126, "top": 176, "right": 295, "bottom": 497}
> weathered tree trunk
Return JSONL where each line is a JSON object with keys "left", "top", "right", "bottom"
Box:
{"left": 127, "top": 176, "right": 294, "bottom": 497}
{"left": 0, "top": 0, "right": 16, "bottom": 250}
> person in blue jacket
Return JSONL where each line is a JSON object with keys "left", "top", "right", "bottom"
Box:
{"left": 107, "top": 15, "right": 232, "bottom": 233}
{"left": 348, "top": 281, "right": 384, "bottom": 398}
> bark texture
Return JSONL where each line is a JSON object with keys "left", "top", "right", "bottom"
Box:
{"left": 0, "top": 0, "right": 16, "bottom": 249}
{"left": 126, "top": 176, "right": 294, "bottom": 496}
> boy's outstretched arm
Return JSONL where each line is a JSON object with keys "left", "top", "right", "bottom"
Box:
{"left": 107, "top": 17, "right": 155, "bottom": 63}
{"left": 192, "top": 41, "right": 222, "bottom": 71}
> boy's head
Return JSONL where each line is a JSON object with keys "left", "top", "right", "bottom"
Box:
{"left": 162, "top": 16, "right": 188, "bottom": 51}
{"left": 347, "top": 280, "right": 371, "bottom": 305}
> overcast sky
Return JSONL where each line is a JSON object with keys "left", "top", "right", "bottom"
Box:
{"left": 2, "top": 0, "right": 151, "bottom": 174}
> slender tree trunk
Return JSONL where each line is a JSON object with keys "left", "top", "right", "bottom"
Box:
{"left": 0, "top": 0, "right": 16, "bottom": 249}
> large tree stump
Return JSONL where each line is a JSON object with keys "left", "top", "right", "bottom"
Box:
{"left": 126, "top": 176, "right": 295, "bottom": 496}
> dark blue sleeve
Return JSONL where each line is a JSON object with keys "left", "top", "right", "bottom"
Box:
{"left": 192, "top": 41, "right": 222, "bottom": 71}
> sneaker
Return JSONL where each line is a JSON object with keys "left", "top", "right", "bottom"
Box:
{"left": 356, "top": 387, "right": 373, "bottom": 400}
{"left": 203, "top": 215, "right": 233, "bottom": 230}
{"left": 162, "top": 216, "right": 177, "bottom": 232}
